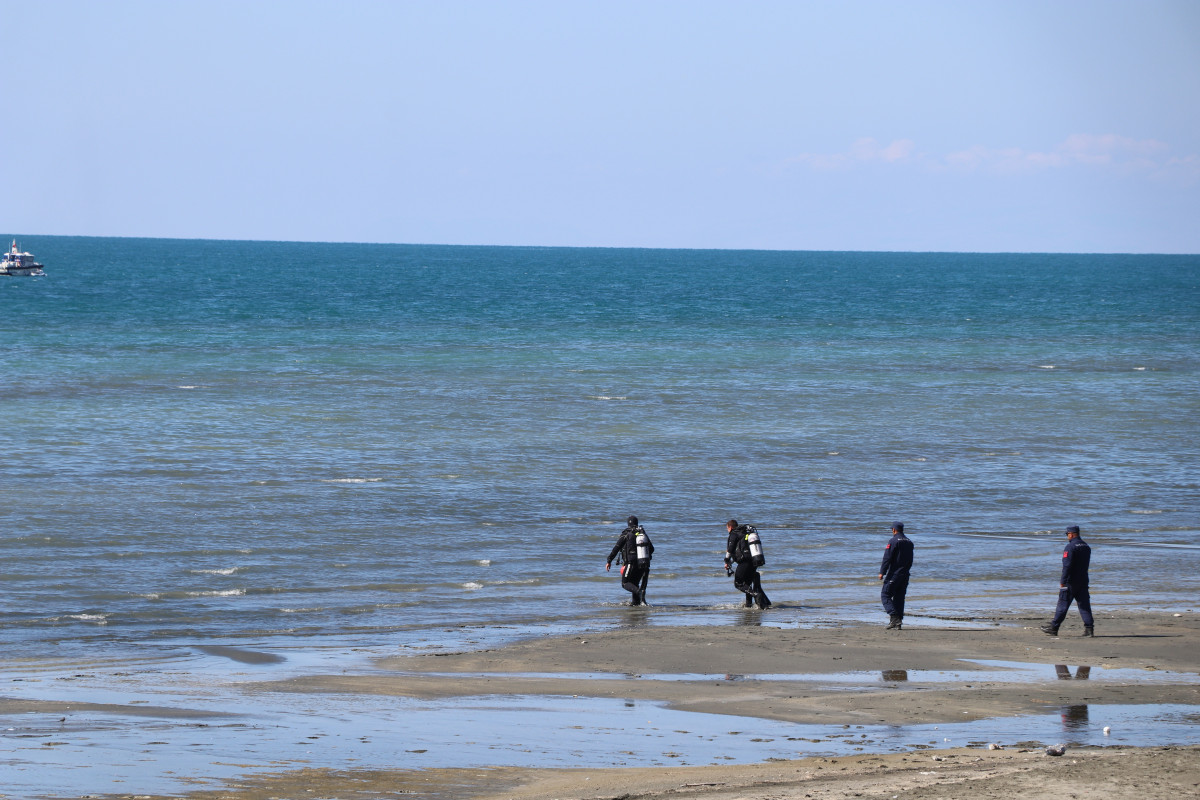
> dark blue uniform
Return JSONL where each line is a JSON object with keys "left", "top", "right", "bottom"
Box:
{"left": 879, "top": 531, "right": 914, "bottom": 619}
{"left": 1050, "top": 535, "right": 1093, "bottom": 628}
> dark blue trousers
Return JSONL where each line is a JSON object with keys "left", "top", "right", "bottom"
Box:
{"left": 1051, "top": 582, "right": 1093, "bottom": 627}
{"left": 881, "top": 577, "right": 909, "bottom": 617}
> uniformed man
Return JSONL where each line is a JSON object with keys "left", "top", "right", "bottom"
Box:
{"left": 605, "top": 515, "right": 654, "bottom": 605}
{"left": 1041, "top": 525, "right": 1093, "bottom": 637}
{"left": 878, "top": 522, "right": 913, "bottom": 630}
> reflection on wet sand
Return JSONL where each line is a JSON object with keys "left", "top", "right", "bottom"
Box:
{"left": 735, "top": 610, "right": 764, "bottom": 627}
{"left": 882, "top": 670, "right": 909, "bottom": 682}
{"left": 1061, "top": 704, "right": 1090, "bottom": 733}
{"left": 616, "top": 610, "right": 652, "bottom": 630}
{"left": 1055, "top": 665, "right": 1092, "bottom": 680}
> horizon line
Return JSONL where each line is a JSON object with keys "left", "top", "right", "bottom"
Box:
{"left": 5, "top": 231, "right": 1197, "bottom": 258}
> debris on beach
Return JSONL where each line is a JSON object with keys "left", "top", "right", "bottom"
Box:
{"left": 1045, "top": 744, "right": 1067, "bottom": 756}
{"left": 988, "top": 743, "right": 1004, "bottom": 750}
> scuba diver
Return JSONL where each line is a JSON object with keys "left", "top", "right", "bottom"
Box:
{"left": 606, "top": 515, "right": 654, "bottom": 605}
{"left": 724, "top": 519, "right": 770, "bottom": 609}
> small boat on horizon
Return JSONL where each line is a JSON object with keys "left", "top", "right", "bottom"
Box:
{"left": 1, "top": 239, "right": 46, "bottom": 276}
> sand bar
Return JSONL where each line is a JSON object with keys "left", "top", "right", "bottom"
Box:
{"left": 5, "top": 611, "right": 1198, "bottom": 799}
{"left": 271, "top": 611, "right": 1200, "bottom": 726}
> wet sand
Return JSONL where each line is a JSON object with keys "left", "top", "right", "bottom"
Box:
{"left": 276, "top": 611, "right": 1200, "bottom": 726}
{"left": 77, "top": 746, "right": 1200, "bottom": 800}
{"left": 7, "top": 611, "right": 1199, "bottom": 799}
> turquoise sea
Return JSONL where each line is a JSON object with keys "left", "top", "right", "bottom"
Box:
{"left": 2, "top": 236, "right": 1200, "bottom": 796}
{"left": 1, "top": 237, "right": 1198, "bottom": 661}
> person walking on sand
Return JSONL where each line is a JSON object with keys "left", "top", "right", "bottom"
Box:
{"left": 1041, "top": 525, "right": 1094, "bottom": 637}
{"left": 606, "top": 515, "right": 654, "bottom": 606}
{"left": 879, "top": 522, "right": 913, "bottom": 630}
{"left": 724, "top": 519, "right": 771, "bottom": 609}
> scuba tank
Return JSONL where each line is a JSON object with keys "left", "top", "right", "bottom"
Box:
{"left": 634, "top": 527, "right": 650, "bottom": 566}
{"left": 744, "top": 525, "right": 765, "bottom": 567}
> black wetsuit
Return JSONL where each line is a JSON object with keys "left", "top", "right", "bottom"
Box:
{"left": 608, "top": 525, "right": 654, "bottom": 604}
{"left": 725, "top": 525, "right": 770, "bottom": 608}
{"left": 879, "top": 531, "right": 914, "bottom": 618}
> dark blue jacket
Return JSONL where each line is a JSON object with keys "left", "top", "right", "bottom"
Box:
{"left": 880, "top": 533, "right": 914, "bottom": 580}
{"left": 1060, "top": 537, "right": 1090, "bottom": 586}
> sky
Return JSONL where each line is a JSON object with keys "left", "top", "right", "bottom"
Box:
{"left": 3, "top": 0, "right": 1199, "bottom": 253}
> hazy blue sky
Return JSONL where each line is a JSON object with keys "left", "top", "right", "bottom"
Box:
{"left": 4, "top": 1, "right": 1199, "bottom": 252}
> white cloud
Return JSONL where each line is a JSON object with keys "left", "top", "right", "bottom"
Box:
{"left": 1164, "top": 154, "right": 1200, "bottom": 180}
{"left": 786, "top": 137, "right": 917, "bottom": 170}
{"left": 943, "top": 134, "right": 1177, "bottom": 175}
{"left": 784, "top": 135, "right": 1196, "bottom": 183}
{"left": 1061, "top": 133, "right": 1168, "bottom": 162}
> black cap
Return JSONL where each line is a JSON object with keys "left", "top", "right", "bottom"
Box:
{"left": 1065, "top": 525, "right": 1080, "bottom": 535}
{"left": 627, "top": 515, "right": 638, "bottom": 527}
{"left": 892, "top": 522, "right": 904, "bottom": 533}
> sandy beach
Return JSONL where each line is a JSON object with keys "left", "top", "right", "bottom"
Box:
{"left": 75, "top": 745, "right": 1200, "bottom": 800}
{"left": 264, "top": 611, "right": 1200, "bottom": 728}
{"left": 8, "top": 610, "right": 1197, "bottom": 800}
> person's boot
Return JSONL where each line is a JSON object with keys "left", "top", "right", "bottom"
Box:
{"left": 1082, "top": 626, "right": 1094, "bottom": 637}
{"left": 756, "top": 592, "right": 772, "bottom": 609}
{"left": 887, "top": 614, "right": 902, "bottom": 630}
{"left": 1040, "top": 622, "right": 1059, "bottom": 636}
{"left": 744, "top": 593, "right": 755, "bottom": 608}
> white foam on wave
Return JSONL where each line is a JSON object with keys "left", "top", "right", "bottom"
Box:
{"left": 587, "top": 395, "right": 627, "bottom": 401}
{"left": 189, "top": 567, "right": 239, "bottom": 576}
{"left": 1134, "top": 366, "right": 1147, "bottom": 371}
{"left": 321, "top": 478, "right": 384, "bottom": 484}
{"left": 1038, "top": 365, "right": 1056, "bottom": 369}
{"left": 188, "top": 589, "right": 246, "bottom": 597}
{"left": 1130, "top": 509, "right": 1163, "bottom": 515}
{"left": 475, "top": 559, "right": 492, "bottom": 566}
{"left": 462, "top": 582, "right": 484, "bottom": 590}
{"left": 64, "top": 614, "right": 108, "bottom": 624}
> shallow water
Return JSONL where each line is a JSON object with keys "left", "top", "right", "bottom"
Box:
{"left": 3, "top": 240, "right": 1199, "bottom": 667}
{"left": 3, "top": 647, "right": 1198, "bottom": 798}
{"left": 399, "top": 661, "right": 1200, "bottom": 686}
{"left": 2, "top": 239, "right": 1198, "bottom": 795}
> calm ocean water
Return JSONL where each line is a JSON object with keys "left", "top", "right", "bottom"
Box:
{"left": 1, "top": 236, "right": 1198, "bottom": 661}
